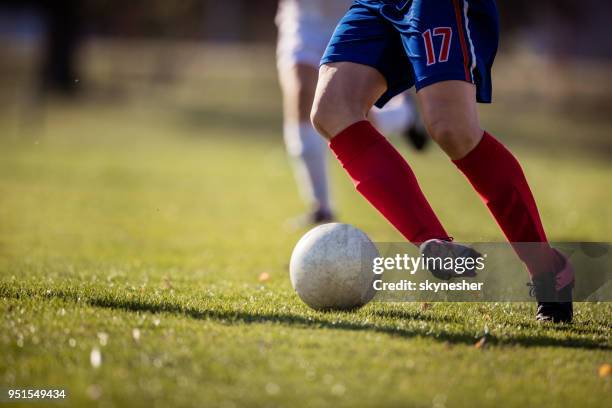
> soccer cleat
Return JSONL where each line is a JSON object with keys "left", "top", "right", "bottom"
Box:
{"left": 310, "top": 208, "right": 335, "bottom": 224}
{"left": 402, "top": 120, "right": 430, "bottom": 151}
{"left": 419, "top": 239, "right": 481, "bottom": 280}
{"left": 529, "top": 250, "right": 574, "bottom": 323}
{"left": 286, "top": 208, "right": 335, "bottom": 229}
{"left": 535, "top": 302, "right": 573, "bottom": 323}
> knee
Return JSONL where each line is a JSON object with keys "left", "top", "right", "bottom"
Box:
{"left": 309, "top": 63, "right": 388, "bottom": 139}
{"left": 426, "top": 119, "right": 483, "bottom": 159}
{"left": 310, "top": 99, "right": 334, "bottom": 139}
{"left": 310, "top": 94, "right": 365, "bottom": 140}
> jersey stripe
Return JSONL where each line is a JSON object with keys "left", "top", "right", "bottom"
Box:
{"left": 463, "top": 0, "right": 477, "bottom": 82}
{"left": 451, "top": 0, "right": 471, "bottom": 82}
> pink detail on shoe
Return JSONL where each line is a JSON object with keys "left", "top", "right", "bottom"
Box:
{"left": 554, "top": 250, "right": 575, "bottom": 291}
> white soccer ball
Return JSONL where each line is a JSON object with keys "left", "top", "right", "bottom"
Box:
{"left": 289, "top": 223, "right": 379, "bottom": 310}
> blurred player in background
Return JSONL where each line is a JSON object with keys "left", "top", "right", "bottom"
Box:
{"left": 276, "top": 0, "right": 428, "bottom": 225}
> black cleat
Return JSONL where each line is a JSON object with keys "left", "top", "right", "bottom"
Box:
{"left": 529, "top": 250, "right": 574, "bottom": 323}
{"left": 419, "top": 239, "right": 481, "bottom": 280}
{"left": 310, "top": 208, "right": 335, "bottom": 224}
{"left": 535, "top": 302, "right": 573, "bottom": 323}
{"left": 285, "top": 208, "right": 335, "bottom": 229}
{"left": 402, "top": 121, "right": 430, "bottom": 151}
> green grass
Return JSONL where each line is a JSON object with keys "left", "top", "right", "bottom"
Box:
{"left": 0, "top": 46, "right": 611, "bottom": 407}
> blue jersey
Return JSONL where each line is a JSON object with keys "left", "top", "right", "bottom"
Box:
{"left": 321, "top": 0, "right": 499, "bottom": 107}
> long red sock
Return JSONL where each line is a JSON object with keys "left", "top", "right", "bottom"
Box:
{"left": 329, "top": 120, "right": 448, "bottom": 244}
{"left": 453, "top": 132, "right": 560, "bottom": 277}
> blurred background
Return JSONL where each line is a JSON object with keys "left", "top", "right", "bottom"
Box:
{"left": 1, "top": 0, "right": 611, "bottom": 134}
{"left": 0, "top": 0, "right": 611, "bottom": 256}
{"left": 1, "top": 3, "right": 611, "bottom": 405}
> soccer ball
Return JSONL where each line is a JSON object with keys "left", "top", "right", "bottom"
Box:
{"left": 289, "top": 223, "right": 379, "bottom": 310}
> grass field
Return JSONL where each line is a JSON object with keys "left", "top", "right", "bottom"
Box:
{"left": 0, "top": 44, "right": 611, "bottom": 407}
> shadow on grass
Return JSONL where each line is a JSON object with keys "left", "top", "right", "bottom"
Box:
{"left": 4, "top": 286, "right": 610, "bottom": 350}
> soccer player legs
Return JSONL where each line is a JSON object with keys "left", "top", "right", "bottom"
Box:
{"left": 312, "top": 0, "right": 573, "bottom": 322}
{"left": 276, "top": 0, "right": 427, "bottom": 226}
{"left": 278, "top": 61, "right": 333, "bottom": 224}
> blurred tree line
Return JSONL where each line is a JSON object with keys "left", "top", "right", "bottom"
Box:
{"left": 1, "top": 0, "right": 610, "bottom": 95}
{"left": 4, "top": 0, "right": 611, "bottom": 48}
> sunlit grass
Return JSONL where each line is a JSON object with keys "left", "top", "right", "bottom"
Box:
{"left": 0, "top": 47, "right": 611, "bottom": 407}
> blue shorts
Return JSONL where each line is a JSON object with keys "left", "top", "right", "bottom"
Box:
{"left": 321, "top": 0, "right": 499, "bottom": 108}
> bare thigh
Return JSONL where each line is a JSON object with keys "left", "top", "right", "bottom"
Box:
{"left": 311, "top": 62, "right": 387, "bottom": 139}
{"left": 416, "top": 80, "right": 483, "bottom": 159}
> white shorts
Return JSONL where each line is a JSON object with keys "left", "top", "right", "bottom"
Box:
{"left": 275, "top": 0, "right": 352, "bottom": 69}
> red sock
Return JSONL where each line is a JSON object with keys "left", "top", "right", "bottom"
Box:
{"left": 329, "top": 121, "right": 448, "bottom": 244}
{"left": 453, "top": 132, "right": 560, "bottom": 277}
